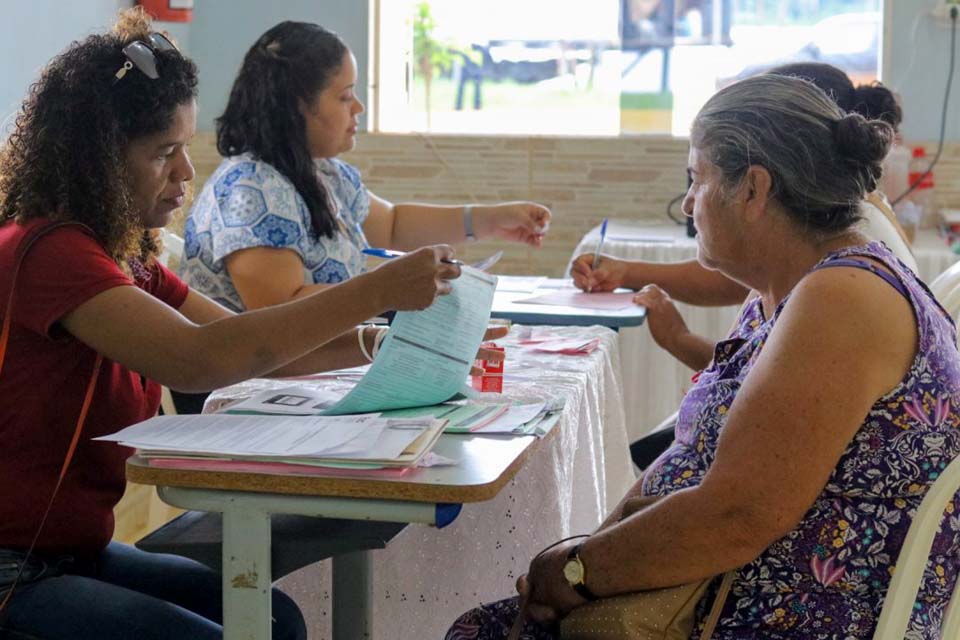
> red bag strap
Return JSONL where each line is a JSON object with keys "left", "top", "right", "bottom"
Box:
{"left": 0, "top": 221, "right": 103, "bottom": 614}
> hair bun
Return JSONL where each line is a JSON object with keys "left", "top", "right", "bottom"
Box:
{"left": 852, "top": 82, "right": 902, "bottom": 130}
{"left": 833, "top": 112, "right": 893, "bottom": 193}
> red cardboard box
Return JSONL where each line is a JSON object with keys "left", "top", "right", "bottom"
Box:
{"left": 471, "top": 343, "right": 504, "bottom": 393}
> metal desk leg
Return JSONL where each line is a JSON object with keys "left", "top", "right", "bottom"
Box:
{"left": 222, "top": 506, "right": 273, "bottom": 640}
{"left": 332, "top": 549, "right": 374, "bottom": 640}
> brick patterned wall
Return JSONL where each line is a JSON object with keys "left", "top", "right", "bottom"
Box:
{"left": 183, "top": 132, "right": 960, "bottom": 276}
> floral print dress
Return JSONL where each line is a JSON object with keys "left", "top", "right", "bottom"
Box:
{"left": 447, "top": 242, "right": 960, "bottom": 640}
{"left": 179, "top": 154, "right": 370, "bottom": 312}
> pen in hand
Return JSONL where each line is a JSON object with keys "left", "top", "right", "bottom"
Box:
{"left": 588, "top": 218, "right": 609, "bottom": 293}
{"left": 362, "top": 248, "right": 464, "bottom": 266}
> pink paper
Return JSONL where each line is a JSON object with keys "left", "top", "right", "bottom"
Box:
{"left": 514, "top": 290, "right": 636, "bottom": 311}
{"left": 528, "top": 337, "right": 601, "bottom": 355}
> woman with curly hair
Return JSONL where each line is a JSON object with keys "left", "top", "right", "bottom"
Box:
{"left": 0, "top": 9, "right": 465, "bottom": 639}
{"left": 179, "top": 20, "right": 551, "bottom": 316}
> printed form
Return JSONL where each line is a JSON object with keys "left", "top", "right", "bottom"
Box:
{"left": 323, "top": 265, "right": 498, "bottom": 415}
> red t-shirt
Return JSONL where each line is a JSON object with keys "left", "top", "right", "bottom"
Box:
{"left": 0, "top": 220, "right": 189, "bottom": 556}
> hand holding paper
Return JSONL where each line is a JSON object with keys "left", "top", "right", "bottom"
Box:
{"left": 480, "top": 202, "right": 551, "bottom": 247}
{"left": 368, "top": 245, "right": 462, "bottom": 310}
{"left": 323, "top": 265, "right": 498, "bottom": 415}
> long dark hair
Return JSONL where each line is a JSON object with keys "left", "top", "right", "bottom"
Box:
{"left": 216, "top": 21, "right": 348, "bottom": 239}
{"left": 0, "top": 7, "right": 198, "bottom": 263}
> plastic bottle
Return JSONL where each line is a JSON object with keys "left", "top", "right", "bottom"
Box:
{"left": 882, "top": 143, "right": 915, "bottom": 242}
{"left": 907, "top": 146, "right": 939, "bottom": 229}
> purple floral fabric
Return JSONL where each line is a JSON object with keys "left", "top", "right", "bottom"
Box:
{"left": 446, "top": 242, "right": 960, "bottom": 640}
{"left": 643, "top": 242, "right": 960, "bottom": 639}
{"left": 446, "top": 597, "right": 554, "bottom": 640}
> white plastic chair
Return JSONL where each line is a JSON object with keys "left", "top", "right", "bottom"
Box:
{"left": 938, "top": 282, "right": 960, "bottom": 329}
{"left": 929, "top": 260, "right": 960, "bottom": 303}
{"left": 872, "top": 453, "right": 960, "bottom": 639}
{"left": 157, "top": 229, "right": 184, "bottom": 273}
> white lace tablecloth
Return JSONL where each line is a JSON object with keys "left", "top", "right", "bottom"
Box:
{"left": 205, "top": 325, "right": 635, "bottom": 639}
{"left": 568, "top": 222, "right": 960, "bottom": 441}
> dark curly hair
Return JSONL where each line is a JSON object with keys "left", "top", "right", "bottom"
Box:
{"left": 216, "top": 21, "right": 349, "bottom": 239}
{"left": 0, "top": 7, "right": 198, "bottom": 264}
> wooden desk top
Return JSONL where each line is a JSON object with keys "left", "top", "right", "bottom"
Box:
{"left": 127, "top": 432, "right": 546, "bottom": 504}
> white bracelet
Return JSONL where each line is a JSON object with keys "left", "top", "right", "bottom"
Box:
{"left": 371, "top": 328, "right": 388, "bottom": 359}
{"left": 357, "top": 325, "right": 375, "bottom": 362}
{"left": 463, "top": 205, "right": 477, "bottom": 242}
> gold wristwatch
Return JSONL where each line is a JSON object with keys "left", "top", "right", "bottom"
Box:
{"left": 563, "top": 542, "right": 597, "bottom": 601}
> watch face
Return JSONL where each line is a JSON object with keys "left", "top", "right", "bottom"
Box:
{"left": 563, "top": 558, "right": 584, "bottom": 585}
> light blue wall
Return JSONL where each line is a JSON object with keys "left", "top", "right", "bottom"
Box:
{"left": 189, "top": 0, "right": 369, "bottom": 132}
{"left": 0, "top": 1, "right": 366, "bottom": 135}
{"left": 887, "top": 0, "right": 960, "bottom": 142}
{"left": 0, "top": 0, "right": 129, "bottom": 134}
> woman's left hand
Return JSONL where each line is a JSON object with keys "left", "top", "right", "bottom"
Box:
{"left": 477, "top": 202, "right": 551, "bottom": 247}
{"left": 520, "top": 539, "right": 588, "bottom": 624}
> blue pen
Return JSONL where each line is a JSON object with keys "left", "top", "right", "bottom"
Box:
{"left": 362, "top": 248, "right": 406, "bottom": 259}
{"left": 362, "top": 247, "right": 464, "bottom": 266}
{"left": 592, "top": 218, "right": 609, "bottom": 271}
{"left": 587, "top": 218, "right": 608, "bottom": 293}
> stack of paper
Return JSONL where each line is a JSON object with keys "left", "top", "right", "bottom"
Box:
{"left": 96, "top": 413, "right": 446, "bottom": 469}
{"left": 221, "top": 386, "right": 561, "bottom": 437}
{"left": 519, "top": 336, "right": 601, "bottom": 356}
{"left": 383, "top": 401, "right": 560, "bottom": 437}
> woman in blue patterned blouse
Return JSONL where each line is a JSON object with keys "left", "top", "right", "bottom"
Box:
{"left": 179, "top": 21, "right": 550, "bottom": 314}
{"left": 447, "top": 74, "right": 960, "bottom": 639}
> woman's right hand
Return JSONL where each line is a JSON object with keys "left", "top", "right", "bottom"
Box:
{"left": 370, "top": 245, "right": 461, "bottom": 311}
{"left": 570, "top": 253, "right": 628, "bottom": 293}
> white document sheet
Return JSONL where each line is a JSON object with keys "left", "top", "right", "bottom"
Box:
{"left": 472, "top": 402, "right": 546, "bottom": 434}
{"left": 322, "top": 266, "right": 497, "bottom": 415}
{"left": 223, "top": 386, "right": 344, "bottom": 415}
{"left": 513, "top": 289, "right": 636, "bottom": 311}
{"left": 495, "top": 275, "right": 547, "bottom": 293}
{"left": 95, "top": 413, "right": 389, "bottom": 458}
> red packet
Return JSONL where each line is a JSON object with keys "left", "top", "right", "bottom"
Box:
{"left": 472, "top": 342, "right": 504, "bottom": 393}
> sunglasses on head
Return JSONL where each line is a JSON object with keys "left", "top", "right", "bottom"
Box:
{"left": 114, "top": 32, "right": 178, "bottom": 82}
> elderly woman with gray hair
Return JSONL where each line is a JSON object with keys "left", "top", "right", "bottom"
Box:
{"left": 447, "top": 74, "right": 960, "bottom": 639}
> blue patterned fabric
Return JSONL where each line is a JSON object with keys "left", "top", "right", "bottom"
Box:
{"left": 179, "top": 154, "right": 370, "bottom": 311}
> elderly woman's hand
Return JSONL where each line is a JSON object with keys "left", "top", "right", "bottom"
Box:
{"left": 633, "top": 284, "right": 690, "bottom": 353}
{"left": 476, "top": 202, "right": 551, "bottom": 247}
{"left": 518, "top": 539, "right": 589, "bottom": 625}
{"left": 570, "top": 254, "right": 628, "bottom": 293}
